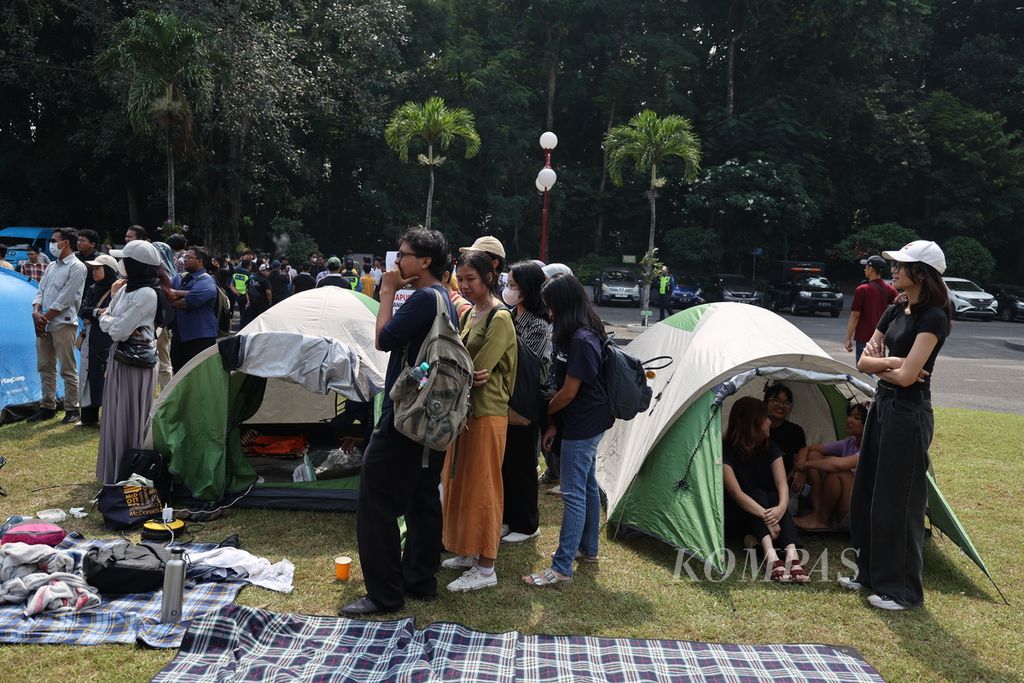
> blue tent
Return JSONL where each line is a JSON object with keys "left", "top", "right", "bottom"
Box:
{"left": 0, "top": 267, "right": 76, "bottom": 423}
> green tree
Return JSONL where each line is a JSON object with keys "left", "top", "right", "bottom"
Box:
{"left": 665, "top": 226, "right": 722, "bottom": 273}
{"left": 604, "top": 110, "right": 701, "bottom": 315}
{"left": 834, "top": 222, "right": 919, "bottom": 261}
{"left": 943, "top": 236, "right": 996, "bottom": 282}
{"left": 384, "top": 96, "right": 481, "bottom": 230}
{"left": 95, "top": 10, "right": 213, "bottom": 224}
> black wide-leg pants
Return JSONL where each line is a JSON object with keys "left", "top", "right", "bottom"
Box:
{"left": 849, "top": 385, "right": 932, "bottom": 608}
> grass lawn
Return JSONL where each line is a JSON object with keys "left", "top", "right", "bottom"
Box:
{"left": 0, "top": 406, "right": 1021, "bottom": 681}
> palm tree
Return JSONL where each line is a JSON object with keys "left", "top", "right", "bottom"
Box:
{"left": 96, "top": 10, "right": 213, "bottom": 224}
{"left": 385, "top": 97, "right": 481, "bottom": 229}
{"left": 605, "top": 110, "right": 702, "bottom": 318}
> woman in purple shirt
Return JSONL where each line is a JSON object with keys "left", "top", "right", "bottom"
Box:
{"left": 792, "top": 402, "right": 869, "bottom": 532}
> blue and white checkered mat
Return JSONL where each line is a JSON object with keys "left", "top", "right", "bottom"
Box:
{"left": 0, "top": 533, "right": 244, "bottom": 648}
{"left": 155, "top": 604, "right": 885, "bottom": 682}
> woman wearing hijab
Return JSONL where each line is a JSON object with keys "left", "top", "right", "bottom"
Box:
{"left": 95, "top": 240, "right": 167, "bottom": 484}
{"left": 76, "top": 254, "right": 119, "bottom": 427}
{"left": 152, "top": 242, "right": 177, "bottom": 390}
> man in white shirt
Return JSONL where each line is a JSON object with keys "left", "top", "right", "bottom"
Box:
{"left": 29, "top": 228, "right": 88, "bottom": 423}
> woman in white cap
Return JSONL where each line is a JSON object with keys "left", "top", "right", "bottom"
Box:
{"left": 842, "top": 240, "right": 952, "bottom": 611}
{"left": 95, "top": 240, "right": 168, "bottom": 484}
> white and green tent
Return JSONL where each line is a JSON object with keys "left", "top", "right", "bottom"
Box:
{"left": 597, "top": 303, "right": 999, "bottom": 595}
{"left": 143, "top": 287, "right": 386, "bottom": 511}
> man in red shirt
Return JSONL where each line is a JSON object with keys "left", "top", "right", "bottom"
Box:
{"left": 845, "top": 255, "right": 898, "bottom": 362}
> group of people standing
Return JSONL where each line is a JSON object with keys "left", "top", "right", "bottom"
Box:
{"left": 343, "top": 229, "right": 614, "bottom": 616}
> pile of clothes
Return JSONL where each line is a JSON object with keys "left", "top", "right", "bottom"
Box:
{"left": 0, "top": 543, "right": 99, "bottom": 616}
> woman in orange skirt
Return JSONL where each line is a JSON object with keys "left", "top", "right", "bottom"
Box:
{"left": 441, "top": 248, "right": 517, "bottom": 592}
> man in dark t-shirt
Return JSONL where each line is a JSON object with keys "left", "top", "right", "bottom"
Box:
{"left": 268, "top": 261, "right": 291, "bottom": 305}
{"left": 292, "top": 263, "right": 316, "bottom": 294}
{"left": 342, "top": 228, "right": 458, "bottom": 618}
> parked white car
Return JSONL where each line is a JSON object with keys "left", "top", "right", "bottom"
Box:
{"left": 943, "top": 277, "right": 997, "bottom": 321}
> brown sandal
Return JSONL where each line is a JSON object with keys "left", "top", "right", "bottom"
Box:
{"left": 788, "top": 562, "right": 811, "bottom": 584}
{"left": 769, "top": 559, "right": 790, "bottom": 583}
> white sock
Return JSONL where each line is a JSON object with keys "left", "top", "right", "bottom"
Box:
{"left": 477, "top": 565, "right": 495, "bottom": 576}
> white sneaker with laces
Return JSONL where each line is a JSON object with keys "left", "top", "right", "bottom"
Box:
{"left": 441, "top": 555, "right": 476, "bottom": 570}
{"left": 446, "top": 567, "right": 497, "bottom": 592}
{"left": 501, "top": 529, "right": 540, "bottom": 544}
{"left": 546, "top": 485, "right": 562, "bottom": 496}
{"left": 500, "top": 524, "right": 510, "bottom": 537}
{"left": 867, "top": 594, "right": 907, "bottom": 611}
{"left": 838, "top": 575, "right": 863, "bottom": 591}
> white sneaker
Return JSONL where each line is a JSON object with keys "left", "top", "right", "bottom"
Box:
{"left": 546, "top": 485, "right": 562, "bottom": 496}
{"left": 441, "top": 555, "right": 476, "bottom": 570}
{"left": 500, "top": 524, "right": 510, "bottom": 537}
{"left": 501, "top": 529, "right": 540, "bottom": 544}
{"left": 446, "top": 566, "right": 497, "bottom": 592}
{"left": 867, "top": 594, "right": 907, "bottom": 611}
{"left": 838, "top": 575, "right": 863, "bottom": 591}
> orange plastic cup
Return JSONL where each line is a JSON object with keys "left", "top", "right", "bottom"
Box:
{"left": 335, "top": 556, "right": 352, "bottom": 581}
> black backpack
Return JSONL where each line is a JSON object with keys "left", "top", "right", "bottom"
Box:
{"left": 508, "top": 337, "right": 545, "bottom": 424}
{"left": 83, "top": 542, "right": 171, "bottom": 594}
{"left": 598, "top": 341, "right": 670, "bottom": 421}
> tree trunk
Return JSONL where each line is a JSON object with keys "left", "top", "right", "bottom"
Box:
{"left": 593, "top": 101, "right": 616, "bottom": 253}
{"left": 546, "top": 58, "right": 557, "bottom": 131}
{"left": 642, "top": 164, "right": 658, "bottom": 324}
{"left": 126, "top": 184, "right": 140, "bottom": 226}
{"left": 425, "top": 143, "right": 435, "bottom": 230}
{"left": 726, "top": 30, "right": 743, "bottom": 117}
{"left": 166, "top": 131, "right": 175, "bottom": 224}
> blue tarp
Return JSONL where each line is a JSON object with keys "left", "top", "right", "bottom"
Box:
{"left": 0, "top": 267, "right": 76, "bottom": 420}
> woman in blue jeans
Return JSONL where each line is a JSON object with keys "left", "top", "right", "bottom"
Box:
{"left": 523, "top": 275, "right": 614, "bottom": 587}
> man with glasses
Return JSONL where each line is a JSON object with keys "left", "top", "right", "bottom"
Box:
{"left": 165, "top": 247, "right": 219, "bottom": 372}
{"left": 342, "top": 228, "right": 459, "bottom": 617}
{"left": 844, "top": 255, "right": 898, "bottom": 363}
{"left": 29, "top": 228, "right": 88, "bottom": 423}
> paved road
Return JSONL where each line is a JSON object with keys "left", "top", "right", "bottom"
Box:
{"left": 592, "top": 297, "right": 1024, "bottom": 415}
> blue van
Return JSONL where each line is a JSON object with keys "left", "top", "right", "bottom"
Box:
{"left": 0, "top": 227, "right": 55, "bottom": 267}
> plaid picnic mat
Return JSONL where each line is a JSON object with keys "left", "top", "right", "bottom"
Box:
{"left": 154, "top": 605, "right": 885, "bottom": 682}
{"left": 0, "top": 532, "right": 244, "bottom": 648}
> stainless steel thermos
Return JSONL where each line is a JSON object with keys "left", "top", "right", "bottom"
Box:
{"left": 159, "top": 548, "right": 186, "bottom": 623}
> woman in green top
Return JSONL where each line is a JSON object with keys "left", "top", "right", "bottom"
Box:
{"left": 441, "top": 250, "right": 518, "bottom": 593}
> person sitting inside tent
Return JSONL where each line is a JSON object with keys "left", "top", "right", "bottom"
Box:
{"left": 722, "top": 396, "right": 809, "bottom": 583}
{"left": 764, "top": 384, "right": 806, "bottom": 474}
{"left": 791, "top": 401, "right": 869, "bottom": 532}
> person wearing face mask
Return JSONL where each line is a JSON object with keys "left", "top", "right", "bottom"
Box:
{"left": 28, "top": 228, "right": 88, "bottom": 423}
{"left": 499, "top": 261, "right": 551, "bottom": 544}
{"left": 76, "top": 254, "right": 119, "bottom": 426}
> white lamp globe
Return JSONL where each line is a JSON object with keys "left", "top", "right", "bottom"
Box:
{"left": 537, "top": 167, "right": 557, "bottom": 189}
{"left": 539, "top": 131, "right": 558, "bottom": 150}
{"left": 535, "top": 176, "right": 546, "bottom": 192}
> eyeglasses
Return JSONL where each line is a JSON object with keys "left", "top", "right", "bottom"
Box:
{"left": 396, "top": 251, "right": 419, "bottom": 260}
{"left": 889, "top": 261, "right": 902, "bottom": 273}
{"left": 767, "top": 397, "right": 792, "bottom": 407}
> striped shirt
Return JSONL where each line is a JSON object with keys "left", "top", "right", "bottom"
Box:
{"left": 512, "top": 308, "right": 552, "bottom": 361}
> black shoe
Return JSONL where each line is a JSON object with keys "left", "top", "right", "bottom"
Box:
{"left": 26, "top": 408, "right": 56, "bottom": 423}
{"left": 61, "top": 410, "right": 80, "bottom": 425}
{"left": 340, "top": 595, "right": 394, "bottom": 617}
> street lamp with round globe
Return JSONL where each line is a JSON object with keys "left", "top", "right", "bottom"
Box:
{"left": 537, "top": 167, "right": 557, "bottom": 190}
{"left": 538, "top": 131, "right": 558, "bottom": 261}
{"left": 540, "top": 131, "right": 558, "bottom": 150}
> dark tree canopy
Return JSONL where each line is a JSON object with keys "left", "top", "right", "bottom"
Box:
{"left": 2, "top": 0, "right": 1022, "bottom": 281}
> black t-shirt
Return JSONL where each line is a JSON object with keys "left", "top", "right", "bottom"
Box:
{"left": 769, "top": 419, "right": 806, "bottom": 474}
{"left": 723, "top": 441, "right": 784, "bottom": 496}
{"left": 247, "top": 274, "right": 270, "bottom": 313}
{"left": 316, "top": 274, "right": 350, "bottom": 289}
{"left": 378, "top": 285, "right": 459, "bottom": 412}
{"left": 876, "top": 304, "right": 949, "bottom": 387}
{"left": 292, "top": 273, "right": 316, "bottom": 294}
{"left": 552, "top": 328, "right": 614, "bottom": 440}
{"left": 269, "top": 272, "right": 290, "bottom": 303}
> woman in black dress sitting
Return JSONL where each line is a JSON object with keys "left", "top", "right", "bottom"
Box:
{"left": 723, "top": 396, "right": 809, "bottom": 583}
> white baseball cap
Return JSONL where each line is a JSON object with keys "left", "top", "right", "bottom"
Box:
{"left": 881, "top": 240, "right": 946, "bottom": 275}
{"left": 109, "top": 240, "right": 162, "bottom": 267}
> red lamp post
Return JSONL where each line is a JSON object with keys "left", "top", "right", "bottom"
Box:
{"left": 537, "top": 131, "right": 558, "bottom": 263}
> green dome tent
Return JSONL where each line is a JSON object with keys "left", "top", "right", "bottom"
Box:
{"left": 144, "top": 287, "right": 386, "bottom": 511}
{"left": 598, "top": 303, "right": 1001, "bottom": 599}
